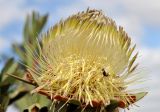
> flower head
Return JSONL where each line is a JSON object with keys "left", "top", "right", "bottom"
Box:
{"left": 27, "top": 9, "right": 147, "bottom": 110}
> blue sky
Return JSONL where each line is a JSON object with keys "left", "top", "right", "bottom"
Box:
{"left": 143, "top": 26, "right": 160, "bottom": 47}
{"left": 0, "top": 0, "right": 160, "bottom": 112}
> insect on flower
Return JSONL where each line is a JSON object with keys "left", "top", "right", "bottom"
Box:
{"left": 102, "top": 68, "right": 109, "bottom": 77}
{"left": 26, "top": 9, "right": 147, "bottom": 111}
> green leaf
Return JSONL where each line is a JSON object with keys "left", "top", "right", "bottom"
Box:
{"left": 0, "top": 58, "right": 14, "bottom": 81}
{"left": 16, "top": 93, "right": 51, "bottom": 112}
{"left": 68, "top": 99, "right": 81, "bottom": 106}
{"left": 0, "top": 84, "right": 10, "bottom": 94}
{"left": 7, "top": 73, "right": 37, "bottom": 86}
{"left": 67, "top": 100, "right": 81, "bottom": 112}
{"left": 134, "top": 92, "right": 148, "bottom": 102}
{"left": 0, "top": 94, "right": 10, "bottom": 111}
{"left": 82, "top": 106, "right": 100, "bottom": 112}
{"left": 39, "top": 106, "right": 48, "bottom": 112}
{"left": 9, "top": 90, "right": 28, "bottom": 105}
{"left": 0, "top": 104, "right": 5, "bottom": 112}
{"left": 0, "top": 67, "right": 21, "bottom": 88}
{"left": 19, "top": 11, "right": 48, "bottom": 68}
{"left": 12, "top": 44, "right": 26, "bottom": 61}
{"left": 54, "top": 101, "right": 68, "bottom": 112}
{"left": 0, "top": 58, "right": 19, "bottom": 84}
{"left": 23, "top": 11, "right": 48, "bottom": 41}
{"left": 105, "top": 100, "right": 119, "bottom": 112}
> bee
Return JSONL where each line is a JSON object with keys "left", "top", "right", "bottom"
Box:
{"left": 102, "top": 68, "right": 109, "bottom": 77}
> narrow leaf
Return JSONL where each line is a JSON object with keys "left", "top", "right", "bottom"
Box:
{"left": 7, "top": 73, "right": 37, "bottom": 86}
{"left": 134, "top": 92, "right": 148, "bottom": 102}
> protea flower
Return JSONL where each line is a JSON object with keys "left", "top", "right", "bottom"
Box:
{"left": 26, "top": 9, "right": 147, "bottom": 112}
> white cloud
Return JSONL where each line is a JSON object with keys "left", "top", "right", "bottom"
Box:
{"left": 55, "top": 0, "right": 160, "bottom": 43}
{"left": 83, "top": 0, "right": 160, "bottom": 26}
{"left": 140, "top": 47, "right": 160, "bottom": 69}
{"left": 0, "top": 0, "right": 33, "bottom": 30}
{"left": 121, "top": 0, "right": 160, "bottom": 26}
{"left": 136, "top": 47, "right": 160, "bottom": 111}
{"left": 54, "top": 0, "right": 141, "bottom": 43}
{"left": 0, "top": 0, "right": 35, "bottom": 54}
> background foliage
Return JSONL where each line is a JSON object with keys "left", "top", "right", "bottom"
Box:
{"left": 0, "top": 12, "right": 51, "bottom": 112}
